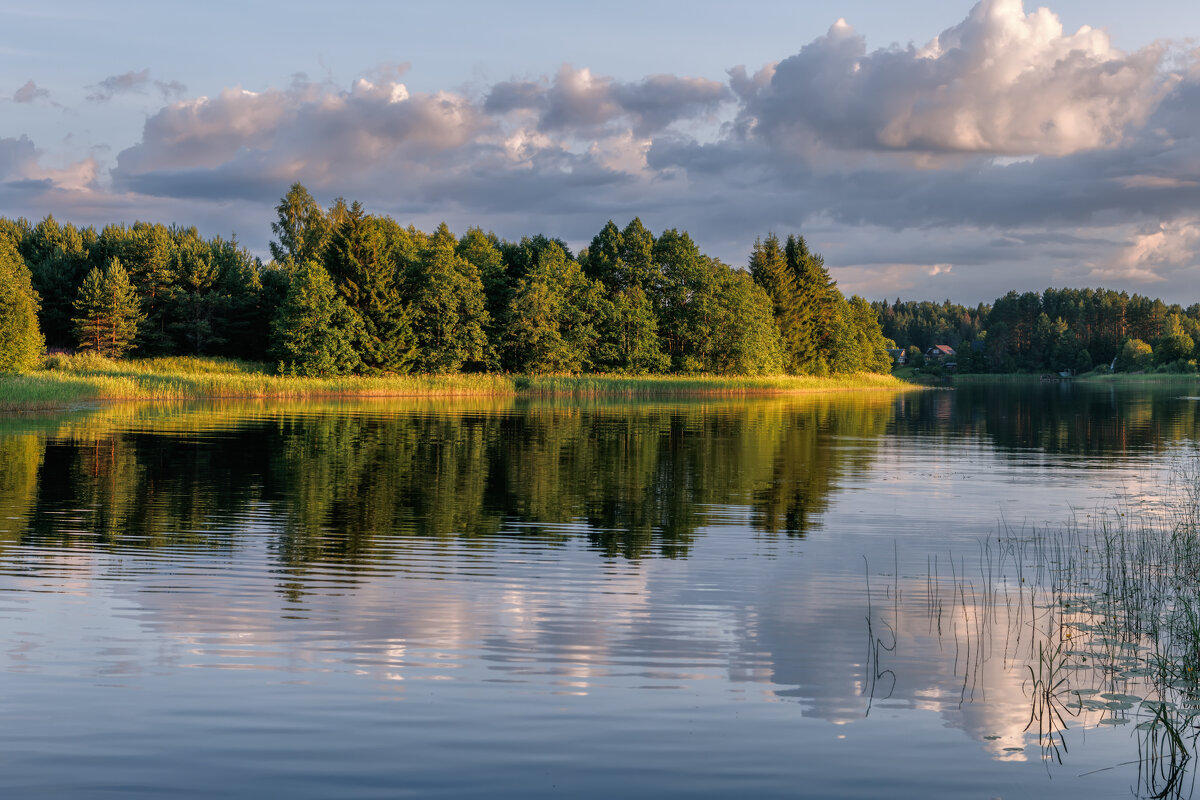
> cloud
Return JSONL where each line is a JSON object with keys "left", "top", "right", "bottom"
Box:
{"left": 154, "top": 79, "right": 187, "bottom": 100}
{"left": 486, "top": 66, "right": 729, "bottom": 136}
{"left": 12, "top": 80, "right": 50, "bottom": 104}
{"left": 0, "top": 135, "right": 39, "bottom": 180}
{"left": 87, "top": 68, "right": 151, "bottom": 102}
{"left": 738, "top": 0, "right": 1175, "bottom": 157}
{"left": 1097, "top": 219, "right": 1200, "bottom": 283}
{"left": 4, "top": 0, "right": 1198, "bottom": 303}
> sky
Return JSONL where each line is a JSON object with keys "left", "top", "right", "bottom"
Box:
{"left": 2, "top": 0, "right": 1200, "bottom": 304}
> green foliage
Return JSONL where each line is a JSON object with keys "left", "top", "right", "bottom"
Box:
{"left": 270, "top": 260, "right": 364, "bottom": 376}
{"left": 750, "top": 234, "right": 806, "bottom": 373}
{"left": 707, "top": 270, "right": 783, "bottom": 375}
{"left": 0, "top": 238, "right": 44, "bottom": 372}
{"left": 324, "top": 202, "right": 416, "bottom": 374}
{"left": 270, "top": 183, "right": 330, "bottom": 266}
{"left": 72, "top": 258, "right": 141, "bottom": 358}
{"left": 596, "top": 284, "right": 670, "bottom": 374}
{"left": 505, "top": 243, "right": 603, "bottom": 373}
{"left": 408, "top": 224, "right": 490, "bottom": 372}
{"left": 1155, "top": 332, "right": 1194, "bottom": 365}
{"left": 1115, "top": 338, "right": 1154, "bottom": 372}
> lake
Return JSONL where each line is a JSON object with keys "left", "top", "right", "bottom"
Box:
{"left": 2, "top": 382, "right": 1199, "bottom": 798}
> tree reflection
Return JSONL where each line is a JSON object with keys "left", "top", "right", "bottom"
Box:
{"left": 0, "top": 396, "right": 896, "bottom": 575}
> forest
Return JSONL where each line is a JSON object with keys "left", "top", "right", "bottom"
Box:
{"left": 0, "top": 183, "right": 893, "bottom": 377}
{"left": 875, "top": 290, "right": 1200, "bottom": 373}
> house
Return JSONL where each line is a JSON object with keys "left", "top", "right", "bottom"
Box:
{"left": 925, "top": 345, "right": 955, "bottom": 360}
{"left": 886, "top": 348, "right": 907, "bottom": 366}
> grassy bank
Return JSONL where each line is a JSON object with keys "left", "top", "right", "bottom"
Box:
{"left": 0, "top": 354, "right": 917, "bottom": 411}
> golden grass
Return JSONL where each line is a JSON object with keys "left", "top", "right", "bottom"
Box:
{"left": 0, "top": 354, "right": 917, "bottom": 411}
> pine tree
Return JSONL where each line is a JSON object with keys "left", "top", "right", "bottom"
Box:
{"left": 0, "top": 238, "right": 44, "bottom": 372}
{"left": 73, "top": 258, "right": 142, "bottom": 357}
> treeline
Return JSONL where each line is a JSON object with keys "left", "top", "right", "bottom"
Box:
{"left": 0, "top": 183, "right": 894, "bottom": 376}
{"left": 875, "top": 289, "right": 1200, "bottom": 373}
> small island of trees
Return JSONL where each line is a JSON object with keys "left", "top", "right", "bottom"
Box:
{"left": 0, "top": 183, "right": 894, "bottom": 378}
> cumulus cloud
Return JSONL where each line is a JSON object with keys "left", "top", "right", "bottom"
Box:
{"left": 5, "top": 0, "right": 1197, "bottom": 302}
{"left": 739, "top": 0, "right": 1175, "bottom": 157}
{"left": 12, "top": 80, "right": 49, "bottom": 104}
{"left": 87, "top": 69, "right": 152, "bottom": 102}
{"left": 1097, "top": 219, "right": 1200, "bottom": 282}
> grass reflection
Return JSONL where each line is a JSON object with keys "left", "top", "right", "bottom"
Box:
{"left": 871, "top": 456, "right": 1200, "bottom": 798}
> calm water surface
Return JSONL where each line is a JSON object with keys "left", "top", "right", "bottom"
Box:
{"left": 2, "top": 383, "right": 1199, "bottom": 798}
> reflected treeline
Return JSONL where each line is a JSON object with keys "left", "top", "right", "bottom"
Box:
{"left": 0, "top": 397, "right": 895, "bottom": 572}
{"left": 892, "top": 382, "right": 1200, "bottom": 456}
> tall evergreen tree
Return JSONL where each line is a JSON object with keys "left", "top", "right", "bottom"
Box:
{"left": 457, "top": 227, "right": 508, "bottom": 367}
{"left": 324, "top": 202, "right": 416, "bottom": 374}
{"left": 750, "top": 234, "right": 806, "bottom": 373}
{"left": 785, "top": 234, "right": 829, "bottom": 372}
{"left": 73, "top": 258, "right": 142, "bottom": 357}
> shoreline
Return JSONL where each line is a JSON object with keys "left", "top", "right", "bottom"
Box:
{"left": 0, "top": 356, "right": 920, "bottom": 412}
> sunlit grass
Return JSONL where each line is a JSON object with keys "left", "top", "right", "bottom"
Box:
{"left": 0, "top": 355, "right": 918, "bottom": 411}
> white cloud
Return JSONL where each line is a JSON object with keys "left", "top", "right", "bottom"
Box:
{"left": 741, "top": 0, "right": 1176, "bottom": 157}
{"left": 1098, "top": 219, "right": 1200, "bottom": 282}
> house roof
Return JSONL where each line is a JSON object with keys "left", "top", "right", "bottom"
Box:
{"left": 929, "top": 344, "right": 955, "bottom": 355}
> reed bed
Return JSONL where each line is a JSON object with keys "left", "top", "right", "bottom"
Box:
{"left": 0, "top": 354, "right": 915, "bottom": 411}
{"left": 874, "top": 456, "right": 1200, "bottom": 796}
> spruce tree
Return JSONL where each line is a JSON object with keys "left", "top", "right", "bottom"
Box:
{"left": 324, "top": 202, "right": 416, "bottom": 374}
{"left": 73, "top": 258, "right": 141, "bottom": 358}
{"left": 750, "top": 234, "right": 805, "bottom": 373}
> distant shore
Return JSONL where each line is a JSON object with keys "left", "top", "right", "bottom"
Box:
{"left": 0, "top": 355, "right": 918, "bottom": 412}
{"left": 895, "top": 368, "right": 1200, "bottom": 385}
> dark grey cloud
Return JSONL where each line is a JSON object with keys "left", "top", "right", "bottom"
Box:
{"left": 87, "top": 68, "right": 151, "bottom": 102}
{"left": 12, "top": 80, "right": 49, "bottom": 104}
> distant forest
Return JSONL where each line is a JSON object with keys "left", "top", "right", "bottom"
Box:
{"left": 875, "top": 290, "right": 1200, "bottom": 373}
{"left": 0, "top": 183, "right": 893, "bottom": 376}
